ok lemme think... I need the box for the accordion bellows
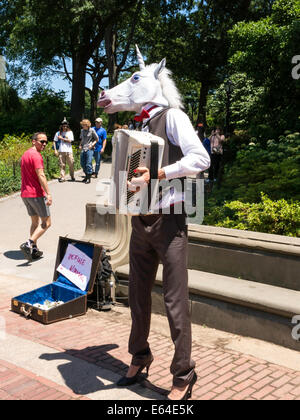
[109,129,165,215]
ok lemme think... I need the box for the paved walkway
[1,164,300,401]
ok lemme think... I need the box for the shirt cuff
[163,162,181,180]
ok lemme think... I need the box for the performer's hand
[127,167,150,193]
[135,167,150,183]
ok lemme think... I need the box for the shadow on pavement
[4,250,34,267]
[4,250,26,261]
[40,345,166,399]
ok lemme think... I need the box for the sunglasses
[38,140,48,145]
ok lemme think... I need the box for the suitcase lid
[53,236,103,295]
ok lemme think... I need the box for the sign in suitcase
[11,236,103,324]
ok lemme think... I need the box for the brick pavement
[0,359,90,400]
[2,291,300,400]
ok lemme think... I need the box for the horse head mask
[97,45,183,114]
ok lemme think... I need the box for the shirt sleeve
[54,132,59,142]
[163,108,210,180]
[103,129,107,139]
[91,129,98,142]
[67,131,74,142]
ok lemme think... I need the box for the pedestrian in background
[202,132,211,184]
[53,118,75,182]
[20,132,52,262]
[92,117,107,178]
[202,132,211,157]
[209,126,225,182]
[79,119,98,184]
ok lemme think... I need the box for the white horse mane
[146,63,184,110]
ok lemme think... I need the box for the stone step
[115,264,300,351]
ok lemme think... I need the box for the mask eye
[132,74,140,82]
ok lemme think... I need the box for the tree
[0,80,21,113]
[142,1,274,127]
[206,73,265,132]
[228,0,300,136]
[0,0,139,135]
[0,87,68,139]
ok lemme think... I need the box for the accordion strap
[150,139,159,181]
[148,139,159,209]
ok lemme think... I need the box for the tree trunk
[197,81,209,130]
[90,77,101,123]
[70,56,87,140]
[105,25,118,132]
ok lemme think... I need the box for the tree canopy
[228,0,300,136]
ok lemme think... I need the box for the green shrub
[204,193,300,237]
[213,132,300,203]
[204,131,300,237]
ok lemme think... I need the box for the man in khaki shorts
[20,132,52,262]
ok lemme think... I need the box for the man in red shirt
[20,132,52,262]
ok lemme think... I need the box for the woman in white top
[53,120,75,182]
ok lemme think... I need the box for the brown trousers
[58,152,74,179]
[128,213,195,387]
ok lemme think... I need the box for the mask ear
[154,58,166,79]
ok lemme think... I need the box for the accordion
[109,129,165,215]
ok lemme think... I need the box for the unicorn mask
[97,45,183,113]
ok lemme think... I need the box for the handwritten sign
[57,244,92,291]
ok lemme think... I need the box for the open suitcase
[11,236,103,324]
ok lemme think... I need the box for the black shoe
[20,243,33,262]
[117,357,154,387]
[85,175,91,184]
[58,178,66,183]
[166,372,197,401]
[70,177,76,182]
[32,248,43,260]
[82,176,87,183]
[94,173,98,178]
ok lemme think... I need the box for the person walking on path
[19,132,52,262]
[79,119,99,184]
[92,117,107,178]
[53,119,75,182]
[208,127,225,182]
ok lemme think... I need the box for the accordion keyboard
[127,149,142,204]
